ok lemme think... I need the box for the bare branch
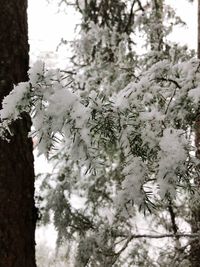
[124,0,136,32]
[110,232,198,266]
[168,197,178,234]
[165,88,176,115]
[129,233,199,239]
[156,77,181,89]
[136,0,145,12]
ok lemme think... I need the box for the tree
[0,0,199,266]
[0,1,36,266]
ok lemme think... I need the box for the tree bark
[0,1,36,267]
[150,0,164,52]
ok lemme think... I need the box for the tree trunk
[0,1,36,267]
[190,1,200,266]
[150,0,164,52]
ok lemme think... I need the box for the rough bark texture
[0,1,36,267]
[190,1,200,266]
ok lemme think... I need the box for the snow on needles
[0,58,200,208]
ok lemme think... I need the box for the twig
[128,233,199,239]
[168,197,178,234]
[165,88,176,115]
[136,0,145,12]
[124,0,136,32]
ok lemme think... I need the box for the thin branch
[168,197,178,234]
[124,0,136,32]
[136,0,145,12]
[110,232,198,265]
[156,77,181,89]
[153,76,181,114]
[128,233,199,239]
[114,232,199,256]
[165,88,176,115]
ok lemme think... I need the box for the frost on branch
[0,59,200,209]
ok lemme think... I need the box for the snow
[121,157,147,205]
[188,86,200,103]
[28,60,44,86]
[1,56,199,204]
[158,128,187,197]
[0,0,199,264]
[0,82,30,120]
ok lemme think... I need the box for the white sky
[28,0,79,67]
[28,0,197,68]
[167,0,197,49]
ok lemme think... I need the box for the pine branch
[110,232,198,265]
[114,232,199,256]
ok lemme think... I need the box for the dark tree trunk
[150,0,164,52]
[0,1,36,267]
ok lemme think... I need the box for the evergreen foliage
[0,0,199,266]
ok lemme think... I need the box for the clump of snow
[0,82,30,120]
[158,128,187,197]
[188,86,200,103]
[116,157,147,207]
[28,60,44,86]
